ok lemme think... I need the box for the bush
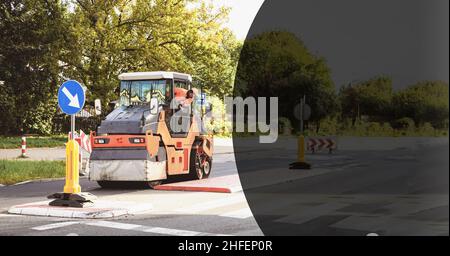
[393,117,415,130]
[318,116,338,135]
[417,122,435,136]
[279,117,293,135]
[22,99,58,135]
[366,122,381,133]
[381,122,394,135]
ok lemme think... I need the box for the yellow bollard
[290,135,311,169]
[63,139,81,194]
[48,138,96,207]
[297,135,305,162]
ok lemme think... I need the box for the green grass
[0,136,67,149]
[0,160,65,185]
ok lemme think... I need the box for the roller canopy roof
[118,71,192,82]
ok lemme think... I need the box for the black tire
[97,181,142,189]
[202,158,212,178]
[146,180,162,189]
[189,141,212,180]
[189,141,204,180]
[97,181,120,189]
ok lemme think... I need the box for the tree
[1,0,241,135]
[339,76,393,126]
[393,81,449,128]
[235,31,338,132]
[62,0,240,110]
[0,0,68,134]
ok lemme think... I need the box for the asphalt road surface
[239,137,449,235]
[0,145,262,236]
[0,137,448,236]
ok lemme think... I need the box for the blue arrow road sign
[58,80,85,115]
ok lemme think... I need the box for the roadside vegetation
[0,160,65,185]
[235,31,449,137]
[277,115,448,137]
[0,1,447,138]
[0,0,240,135]
[0,136,66,149]
[303,120,448,137]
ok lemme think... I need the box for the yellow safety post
[297,135,305,162]
[290,135,311,169]
[289,95,311,169]
[63,139,81,194]
[48,137,96,207]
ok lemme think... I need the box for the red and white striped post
[78,144,82,173]
[21,136,27,158]
[73,136,84,173]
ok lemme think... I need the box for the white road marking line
[84,220,231,236]
[0,214,24,218]
[219,207,253,219]
[84,221,141,230]
[177,195,245,213]
[66,233,79,236]
[12,180,32,186]
[143,227,201,236]
[142,226,231,236]
[31,221,80,231]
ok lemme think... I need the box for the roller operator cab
[87,71,214,188]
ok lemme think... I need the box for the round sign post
[48,80,96,208]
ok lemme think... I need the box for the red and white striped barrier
[21,136,27,157]
[79,130,92,153]
[69,130,92,154]
[307,137,337,153]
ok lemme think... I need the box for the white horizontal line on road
[85,220,141,230]
[85,220,231,236]
[219,208,253,219]
[0,214,24,218]
[143,227,201,236]
[12,180,32,186]
[32,221,79,231]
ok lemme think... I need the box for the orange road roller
[87,71,213,188]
